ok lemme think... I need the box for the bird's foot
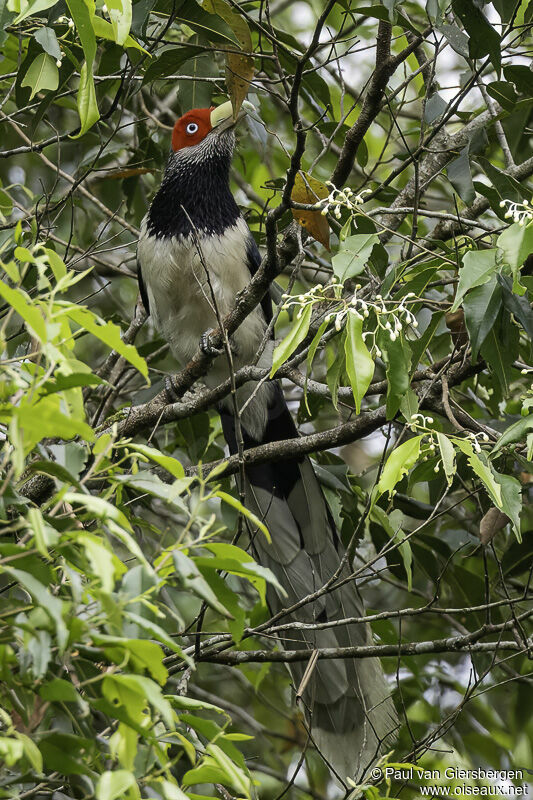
[164,375,180,402]
[200,329,224,356]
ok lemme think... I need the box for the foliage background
[0,0,532,798]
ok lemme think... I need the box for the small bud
[389,332,396,342]
[426,417,433,424]
[434,465,440,473]
[56,58,62,67]
[68,17,74,26]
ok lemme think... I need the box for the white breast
[137,216,268,390]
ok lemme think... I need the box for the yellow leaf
[291,172,330,249]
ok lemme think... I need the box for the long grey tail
[220,383,397,782]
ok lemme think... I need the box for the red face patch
[171,107,214,152]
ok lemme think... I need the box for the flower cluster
[499,198,533,226]
[319,184,372,218]
[281,284,418,357]
[408,414,490,474]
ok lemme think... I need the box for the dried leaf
[479,506,509,545]
[203,0,255,117]
[445,308,468,347]
[291,172,330,250]
[226,51,255,118]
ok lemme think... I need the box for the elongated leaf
[332,233,379,282]
[105,0,132,45]
[463,277,502,359]
[497,221,533,296]
[0,280,46,341]
[437,433,456,486]
[454,439,502,507]
[67,307,148,378]
[270,302,312,376]
[172,550,233,618]
[66,0,99,135]
[344,312,374,414]
[451,249,498,311]
[215,490,270,541]
[492,414,533,454]
[375,436,423,501]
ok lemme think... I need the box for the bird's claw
[165,375,179,402]
[200,329,224,356]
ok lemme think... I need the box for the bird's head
[170,100,250,157]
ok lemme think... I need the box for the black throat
[146,147,240,240]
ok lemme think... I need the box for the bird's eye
[186,122,199,135]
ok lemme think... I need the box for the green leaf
[344,312,374,414]
[452,0,501,73]
[79,533,124,593]
[380,331,411,419]
[492,414,533,454]
[497,222,533,296]
[172,550,233,618]
[1,567,68,651]
[215,490,270,542]
[454,439,502,508]
[103,674,174,727]
[13,396,95,463]
[105,0,132,45]
[447,146,475,205]
[16,733,43,774]
[451,248,498,311]
[142,45,198,84]
[26,507,59,558]
[480,324,514,394]
[96,636,168,683]
[66,307,148,378]
[374,436,423,501]
[436,433,456,486]
[463,277,502,360]
[96,769,137,800]
[76,61,99,136]
[331,233,379,281]
[34,26,61,59]
[39,678,81,704]
[486,80,518,112]
[270,302,312,377]
[493,471,521,540]
[91,13,146,49]
[66,0,99,135]
[437,22,469,57]
[0,280,46,341]
[12,0,56,24]
[127,443,185,479]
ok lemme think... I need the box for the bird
[137,99,397,782]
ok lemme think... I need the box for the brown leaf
[226,51,255,118]
[479,506,509,545]
[445,308,468,347]
[291,172,330,250]
[203,0,255,117]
